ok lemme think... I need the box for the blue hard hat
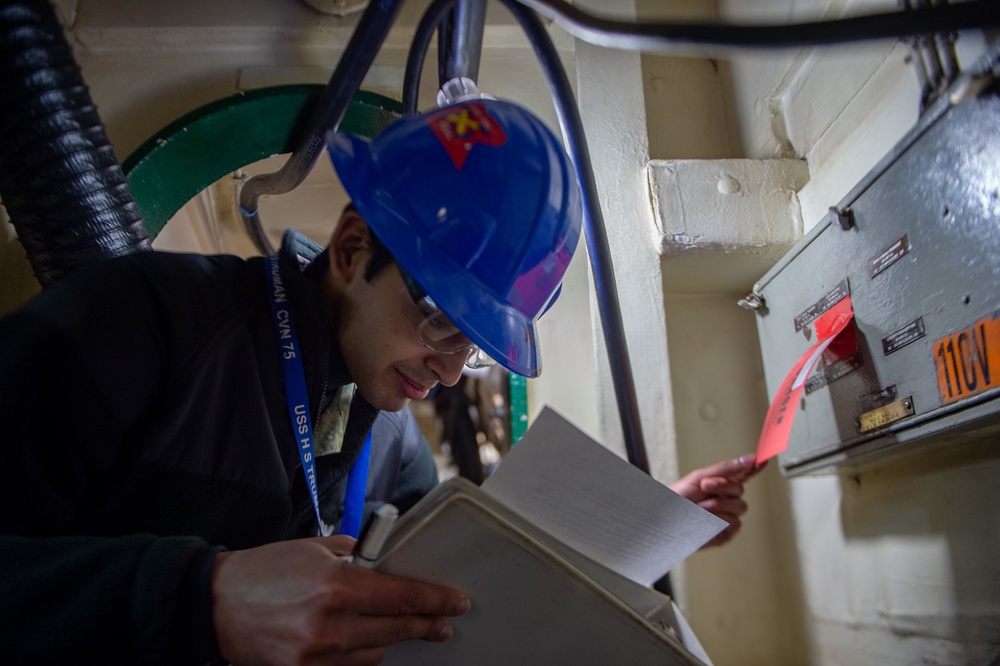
[326,98,582,378]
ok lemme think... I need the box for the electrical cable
[259,0,998,253]
[498,0,651,475]
[514,0,999,54]
[403,0,457,115]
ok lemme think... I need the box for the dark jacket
[0,231,436,664]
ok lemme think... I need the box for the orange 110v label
[933,312,1000,404]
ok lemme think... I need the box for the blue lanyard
[265,254,369,537]
[340,430,371,538]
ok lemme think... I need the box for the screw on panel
[830,206,855,230]
[738,293,765,311]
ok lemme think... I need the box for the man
[363,408,441,519]
[0,96,759,665]
[0,96,578,665]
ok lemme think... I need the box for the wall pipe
[0,0,149,288]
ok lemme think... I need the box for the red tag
[755,295,855,464]
[428,102,507,170]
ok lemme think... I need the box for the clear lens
[398,271,496,368]
[465,347,496,369]
[415,309,473,352]
[398,269,466,351]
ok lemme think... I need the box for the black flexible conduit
[403,0,457,115]
[0,0,149,288]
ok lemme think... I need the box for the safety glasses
[397,266,495,369]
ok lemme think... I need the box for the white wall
[569,0,1000,664]
[758,26,1000,666]
[790,439,1000,664]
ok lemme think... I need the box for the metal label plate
[804,352,863,395]
[859,385,899,413]
[856,396,915,433]
[883,317,926,355]
[794,279,851,332]
[870,234,911,278]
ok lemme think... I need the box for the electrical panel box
[750,57,1000,475]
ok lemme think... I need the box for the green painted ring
[122,85,402,239]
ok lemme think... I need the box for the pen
[349,503,399,568]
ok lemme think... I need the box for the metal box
[750,59,1000,475]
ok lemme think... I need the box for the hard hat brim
[326,130,543,378]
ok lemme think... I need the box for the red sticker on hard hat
[428,102,508,170]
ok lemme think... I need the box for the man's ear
[327,208,370,281]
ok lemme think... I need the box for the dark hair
[340,204,391,283]
[363,228,394,283]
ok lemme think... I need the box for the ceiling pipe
[438,0,487,88]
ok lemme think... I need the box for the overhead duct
[0,0,149,288]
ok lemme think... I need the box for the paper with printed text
[481,407,725,587]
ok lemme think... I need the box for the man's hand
[669,455,767,548]
[212,536,471,666]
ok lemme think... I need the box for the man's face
[327,213,468,411]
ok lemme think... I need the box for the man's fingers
[311,535,357,557]
[703,513,742,547]
[696,455,757,480]
[212,540,470,665]
[308,647,387,666]
[705,527,738,547]
[699,476,744,498]
[740,458,769,482]
[699,497,748,518]
[344,565,472,618]
[344,613,455,650]
[308,613,456,656]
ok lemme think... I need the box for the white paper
[481,406,725,586]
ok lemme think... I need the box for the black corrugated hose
[0,0,149,288]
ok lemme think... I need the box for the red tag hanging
[755,295,856,464]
